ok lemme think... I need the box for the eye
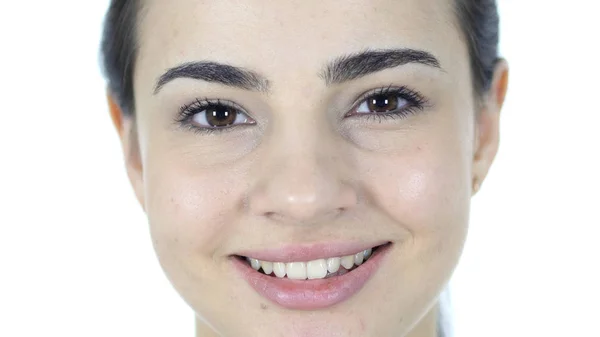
[346,86,428,121]
[355,93,408,114]
[177,99,256,133]
[192,104,251,128]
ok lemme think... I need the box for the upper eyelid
[350,86,427,108]
[178,85,427,120]
[182,98,248,113]
[177,98,253,125]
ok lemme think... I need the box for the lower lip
[231,243,391,310]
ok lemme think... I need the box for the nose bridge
[247,118,357,224]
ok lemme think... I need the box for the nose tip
[270,182,356,222]
[247,157,358,224]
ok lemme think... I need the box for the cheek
[352,108,474,240]
[144,157,243,267]
[356,141,471,317]
[359,141,471,239]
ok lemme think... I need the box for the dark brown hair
[100,0,499,117]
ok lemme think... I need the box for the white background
[0,1,598,336]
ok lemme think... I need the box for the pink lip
[231,243,392,310]
[235,240,389,262]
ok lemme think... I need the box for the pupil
[375,97,388,108]
[207,106,236,127]
[369,94,398,112]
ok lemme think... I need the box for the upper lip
[234,240,390,262]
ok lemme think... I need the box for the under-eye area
[237,243,390,280]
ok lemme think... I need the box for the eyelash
[349,85,429,123]
[176,98,247,135]
[175,85,429,135]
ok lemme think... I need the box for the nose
[246,123,358,225]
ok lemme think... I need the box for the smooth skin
[108,0,508,336]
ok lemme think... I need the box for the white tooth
[307,259,328,279]
[249,258,261,270]
[341,255,355,269]
[327,257,341,273]
[273,262,286,278]
[354,252,364,265]
[286,262,307,280]
[261,261,273,275]
[364,248,372,260]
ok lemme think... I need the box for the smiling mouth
[232,242,392,309]
[236,244,386,280]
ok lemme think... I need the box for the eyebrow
[154,61,270,94]
[154,48,441,94]
[320,48,441,85]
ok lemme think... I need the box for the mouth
[238,244,382,279]
[231,242,392,310]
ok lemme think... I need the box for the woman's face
[114,0,503,336]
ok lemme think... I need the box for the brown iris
[206,105,238,127]
[367,94,399,113]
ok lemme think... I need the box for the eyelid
[353,85,396,105]
[175,85,429,134]
[345,85,428,117]
[176,97,256,130]
[178,98,250,119]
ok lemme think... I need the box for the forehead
[136,0,465,90]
